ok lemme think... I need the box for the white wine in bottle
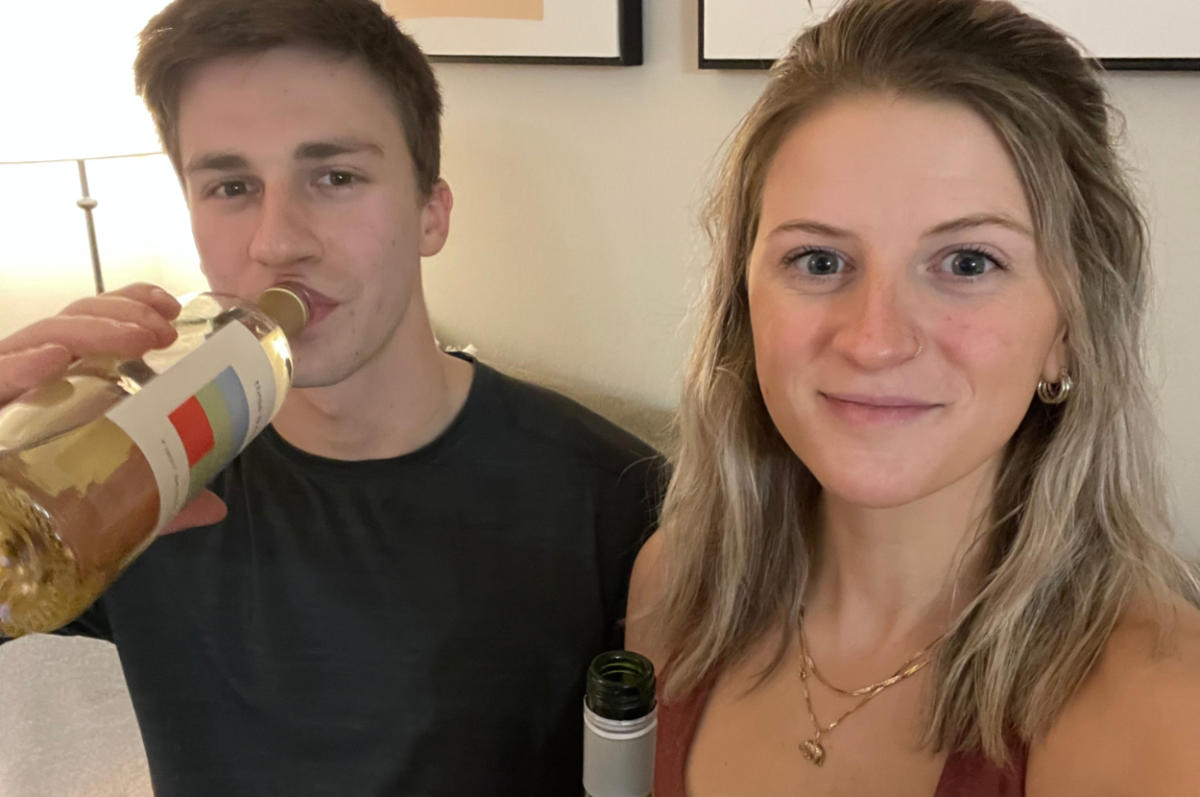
[0,286,309,637]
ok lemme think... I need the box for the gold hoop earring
[1037,373,1073,405]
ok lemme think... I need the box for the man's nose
[247,185,321,269]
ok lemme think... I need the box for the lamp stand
[75,159,105,295]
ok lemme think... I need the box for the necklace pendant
[799,738,826,766]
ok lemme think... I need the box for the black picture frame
[395,0,642,66]
[698,0,1200,71]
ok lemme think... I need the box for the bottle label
[582,703,656,797]
[106,321,277,533]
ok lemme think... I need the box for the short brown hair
[134,0,442,195]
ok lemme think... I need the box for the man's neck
[270,297,474,461]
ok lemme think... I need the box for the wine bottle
[583,650,657,797]
[0,286,309,637]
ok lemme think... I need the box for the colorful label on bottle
[106,322,276,533]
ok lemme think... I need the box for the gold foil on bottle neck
[257,285,310,339]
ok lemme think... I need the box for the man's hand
[0,283,180,403]
[163,490,228,534]
[0,282,228,533]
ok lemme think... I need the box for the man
[0,1,661,794]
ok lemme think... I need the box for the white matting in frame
[699,0,1200,69]
[384,0,642,65]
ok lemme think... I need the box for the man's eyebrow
[294,138,384,160]
[183,139,385,175]
[185,152,249,174]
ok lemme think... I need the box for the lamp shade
[0,1,204,328]
[0,1,171,163]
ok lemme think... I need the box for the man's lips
[275,283,338,326]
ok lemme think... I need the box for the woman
[626,0,1200,794]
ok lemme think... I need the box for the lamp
[0,153,162,296]
[0,1,191,300]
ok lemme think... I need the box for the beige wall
[425,1,1200,543]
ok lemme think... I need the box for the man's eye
[214,181,250,198]
[786,248,845,276]
[940,249,1001,277]
[319,171,356,187]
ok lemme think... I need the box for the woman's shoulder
[626,531,669,667]
[1028,594,1200,796]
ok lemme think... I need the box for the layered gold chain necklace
[796,613,944,766]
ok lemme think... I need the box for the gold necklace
[795,615,941,766]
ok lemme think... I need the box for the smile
[819,392,943,425]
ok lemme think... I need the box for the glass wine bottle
[583,649,657,797]
[0,285,309,637]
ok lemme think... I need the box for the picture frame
[384,0,642,66]
[699,0,1200,71]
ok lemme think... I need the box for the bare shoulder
[625,531,669,669]
[1029,596,1200,797]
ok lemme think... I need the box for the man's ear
[418,179,453,258]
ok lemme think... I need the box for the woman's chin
[810,467,937,510]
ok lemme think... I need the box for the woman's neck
[803,457,999,659]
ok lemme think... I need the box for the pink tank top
[654,679,1026,797]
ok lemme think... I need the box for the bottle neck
[586,650,656,722]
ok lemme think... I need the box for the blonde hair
[656,0,1200,763]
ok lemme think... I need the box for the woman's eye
[941,249,1000,277]
[787,249,845,276]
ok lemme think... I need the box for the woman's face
[746,93,1067,509]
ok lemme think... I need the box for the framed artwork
[699,0,1200,70]
[384,0,642,65]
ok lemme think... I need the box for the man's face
[177,46,449,388]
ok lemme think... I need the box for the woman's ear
[1041,325,1069,382]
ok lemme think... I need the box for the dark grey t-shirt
[51,359,662,796]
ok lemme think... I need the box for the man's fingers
[0,284,181,408]
[0,315,160,359]
[0,344,73,404]
[161,491,228,535]
[97,283,182,321]
[59,294,178,348]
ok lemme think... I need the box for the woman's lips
[819,392,943,425]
